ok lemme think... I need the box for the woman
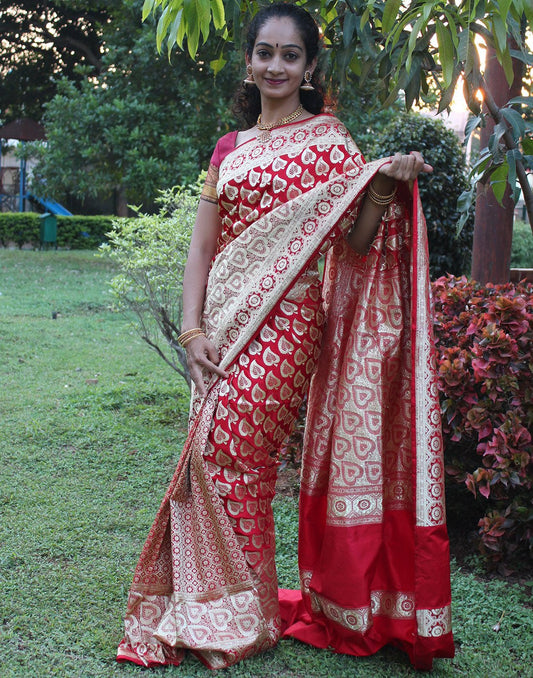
[117,2,454,671]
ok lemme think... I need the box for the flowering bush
[432,275,532,565]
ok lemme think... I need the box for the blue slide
[28,194,73,216]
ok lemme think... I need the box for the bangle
[367,182,397,206]
[178,327,206,347]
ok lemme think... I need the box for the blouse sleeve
[200,131,238,204]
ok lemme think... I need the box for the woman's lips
[265,78,286,85]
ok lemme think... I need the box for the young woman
[117,3,454,670]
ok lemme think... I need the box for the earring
[300,70,315,91]
[243,65,255,86]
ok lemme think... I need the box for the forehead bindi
[254,17,305,51]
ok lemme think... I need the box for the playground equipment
[0,118,72,216]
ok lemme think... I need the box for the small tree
[371,112,474,278]
[99,180,201,386]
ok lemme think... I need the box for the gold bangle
[180,332,206,348]
[367,182,397,206]
[177,327,205,347]
[178,327,202,342]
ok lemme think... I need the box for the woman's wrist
[372,173,396,194]
[366,175,397,208]
[181,317,202,333]
[178,327,206,348]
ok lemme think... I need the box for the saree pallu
[280,179,454,669]
[116,115,454,670]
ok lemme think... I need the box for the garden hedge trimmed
[0,212,115,249]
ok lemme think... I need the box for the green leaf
[349,51,362,77]
[186,19,200,58]
[506,149,521,203]
[442,9,459,48]
[489,121,508,156]
[211,0,225,30]
[501,107,526,142]
[490,163,509,205]
[508,96,533,107]
[167,11,183,57]
[406,14,427,72]
[156,6,177,53]
[197,0,212,43]
[176,11,187,48]
[142,0,156,22]
[457,27,470,63]
[404,55,422,109]
[456,187,474,234]
[382,0,402,33]
[491,14,508,57]
[497,44,515,85]
[343,11,358,48]
[498,0,513,18]
[436,20,455,89]
[464,115,483,144]
[210,55,226,75]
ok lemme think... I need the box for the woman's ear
[307,56,318,74]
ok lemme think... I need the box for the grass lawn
[0,249,531,678]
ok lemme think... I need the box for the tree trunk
[471,46,524,284]
[115,185,129,217]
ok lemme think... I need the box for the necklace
[256,104,303,142]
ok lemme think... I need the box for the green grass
[1,250,532,678]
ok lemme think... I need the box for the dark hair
[233,2,325,128]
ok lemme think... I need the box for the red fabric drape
[280,182,454,669]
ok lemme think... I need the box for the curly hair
[233,2,325,128]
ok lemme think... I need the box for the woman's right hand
[185,335,228,397]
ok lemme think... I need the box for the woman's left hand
[379,151,433,182]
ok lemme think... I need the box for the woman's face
[247,17,314,104]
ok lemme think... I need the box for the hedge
[0,212,116,249]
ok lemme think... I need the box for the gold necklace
[256,104,303,142]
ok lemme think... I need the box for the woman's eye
[285,52,298,60]
[257,50,270,58]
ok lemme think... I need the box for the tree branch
[479,78,533,234]
[141,334,191,388]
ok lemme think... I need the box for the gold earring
[300,70,314,91]
[243,65,255,86]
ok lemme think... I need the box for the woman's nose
[267,55,283,73]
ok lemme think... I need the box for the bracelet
[181,332,206,348]
[177,327,206,347]
[367,182,397,206]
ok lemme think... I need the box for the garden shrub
[99,180,200,386]
[57,215,115,248]
[370,112,474,279]
[0,212,115,248]
[511,219,533,269]
[433,275,532,566]
[0,212,39,247]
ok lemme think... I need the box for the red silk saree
[116,114,454,670]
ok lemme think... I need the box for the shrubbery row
[0,212,115,249]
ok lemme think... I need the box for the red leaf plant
[432,275,533,565]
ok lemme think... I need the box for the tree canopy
[0,0,121,122]
[29,0,240,213]
[28,0,398,213]
[144,0,532,230]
